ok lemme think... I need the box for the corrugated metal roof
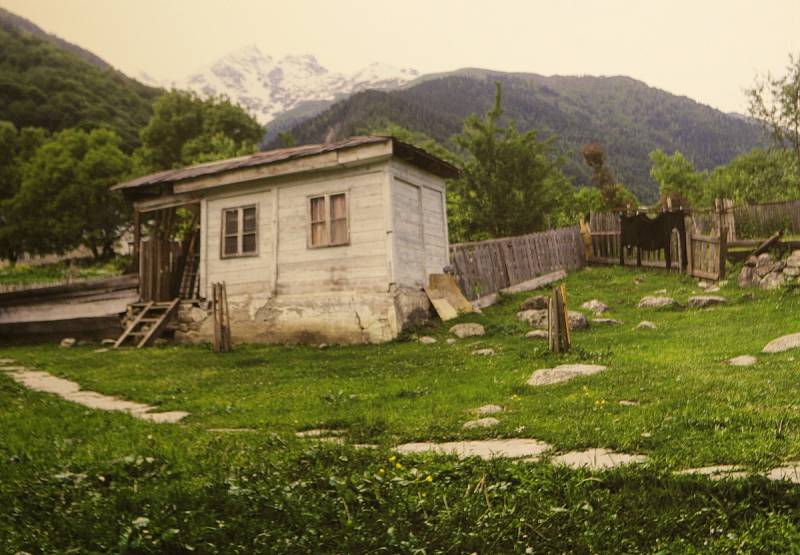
[112,136,457,192]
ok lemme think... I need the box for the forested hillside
[275,70,766,201]
[0,13,161,151]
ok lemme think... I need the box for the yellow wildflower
[395,462,404,470]
[426,475,433,483]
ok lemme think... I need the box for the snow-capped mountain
[161,45,419,125]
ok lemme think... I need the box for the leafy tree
[10,128,131,259]
[747,53,800,172]
[450,83,571,240]
[703,148,800,205]
[580,142,638,210]
[136,90,263,171]
[649,149,704,208]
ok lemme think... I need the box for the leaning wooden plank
[500,270,567,295]
[749,230,783,257]
[425,273,474,320]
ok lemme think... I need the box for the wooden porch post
[132,208,141,274]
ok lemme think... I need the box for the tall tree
[449,83,571,240]
[747,53,800,174]
[11,128,131,259]
[649,149,704,208]
[580,142,637,210]
[136,90,263,171]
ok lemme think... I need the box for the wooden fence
[449,226,585,300]
[588,211,682,270]
[686,226,727,280]
[733,199,800,238]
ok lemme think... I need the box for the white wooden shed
[112,136,458,344]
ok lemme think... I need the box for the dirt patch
[1,365,188,423]
[395,439,552,460]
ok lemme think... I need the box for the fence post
[718,227,727,280]
[685,216,694,277]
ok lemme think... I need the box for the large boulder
[763,332,800,354]
[635,320,657,330]
[638,296,677,309]
[786,250,800,268]
[527,364,607,386]
[520,295,548,311]
[449,323,485,338]
[756,253,774,278]
[581,299,609,314]
[762,272,785,290]
[687,295,726,308]
[739,266,757,288]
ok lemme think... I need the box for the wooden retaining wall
[0,274,138,343]
[449,227,585,300]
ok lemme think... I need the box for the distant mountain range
[0,7,767,200]
[141,45,419,125]
[268,70,766,201]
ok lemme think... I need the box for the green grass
[5,266,800,552]
[0,257,127,286]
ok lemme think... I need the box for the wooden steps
[113,298,180,349]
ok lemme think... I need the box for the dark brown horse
[619,211,687,271]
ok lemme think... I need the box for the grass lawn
[0,258,127,286]
[5,266,800,552]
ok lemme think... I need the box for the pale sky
[2,0,799,113]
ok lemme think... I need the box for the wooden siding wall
[390,160,449,288]
[204,188,273,297]
[450,226,585,300]
[276,167,389,296]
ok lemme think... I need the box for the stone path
[395,439,552,460]
[728,355,757,367]
[763,333,800,353]
[0,359,188,423]
[551,448,648,470]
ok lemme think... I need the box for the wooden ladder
[114,298,181,349]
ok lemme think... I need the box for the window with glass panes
[308,192,349,247]
[221,205,258,258]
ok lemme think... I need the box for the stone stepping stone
[207,428,258,433]
[581,299,609,314]
[449,323,485,338]
[418,336,437,344]
[463,417,499,429]
[395,438,552,460]
[763,333,800,353]
[728,355,757,366]
[551,448,647,470]
[638,296,676,309]
[635,321,657,330]
[472,404,503,415]
[526,330,548,339]
[295,428,346,438]
[472,348,495,356]
[676,465,748,480]
[1,365,188,423]
[527,364,607,386]
[766,463,800,483]
[687,295,726,308]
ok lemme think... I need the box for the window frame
[220,204,259,259]
[307,191,350,249]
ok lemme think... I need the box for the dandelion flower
[426,475,433,483]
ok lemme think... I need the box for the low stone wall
[739,251,800,289]
[173,287,432,346]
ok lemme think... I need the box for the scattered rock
[207,428,258,433]
[635,321,657,330]
[472,348,495,356]
[592,318,622,325]
[100,338,116,346]
[762,271,786,290]
[93,348,109,354]
[517,309,549,327]
[318,343,329,349]
[472,404,503,415]
[728,355,757,366]
[395,439,552,460]
[763,333,800,354]
[295,429,346,438]
[756,253,774,277]
[525,330,549,339]
[419,336,437,344]
[568,311,589,330]
[677,465,749,480]
[450,323,485,338]
[59,337,76,348]
[654,289,668,295]
[687,295,726,308]
[581,299,609,314]
[697,280,711,289]
[619,400,639,406]
[0,358,17,365]
[551,448,648,470]
[739,265,757,288]
[446,338,457,345]
[766,463,800,483]
[705,285,720,293]
[784,266,800,277]
[527,364,607,386]
[520,295,548,311]
[463,417,500,429]
[638,296,676,309]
